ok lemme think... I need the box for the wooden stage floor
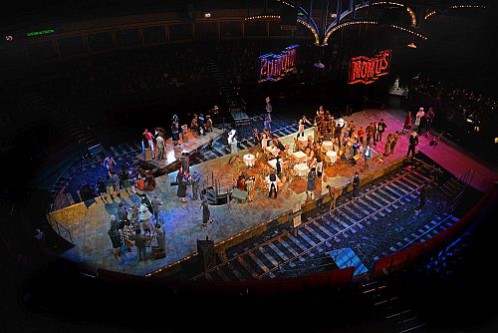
[48,109,498,277]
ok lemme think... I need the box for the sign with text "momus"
[348,50,392,85]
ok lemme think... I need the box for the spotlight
[314,62,325,69]
[4,35,13,41]
[407,42,417,48]
[204,12,211,18]
[329,13,337,18]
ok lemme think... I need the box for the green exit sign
[26,29,55,37]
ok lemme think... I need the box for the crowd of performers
[142,113,214,161]
[233,102,431,202]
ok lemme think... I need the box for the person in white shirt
[297,115,312,138]
[228,129,238,154]
[414,107,425,133]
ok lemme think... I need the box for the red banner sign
[348,50,392,85]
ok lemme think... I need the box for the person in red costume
[143,128,155,159]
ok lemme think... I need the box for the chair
[231,188,248,203]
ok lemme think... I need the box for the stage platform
[48,108,498,277]
[137,127,223,173]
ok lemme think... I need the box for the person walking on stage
[407,131,419,158]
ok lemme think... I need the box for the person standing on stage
[326,185,337,210]
[155,223,166,254]
[143,128,155,159]
[171,115,180,146]
[245,176,256,202]
[177,172,190,203]
[352,172,360,198]
[102,156,116,175]
[266,172,279,199]
[263,114,272,132]
[179,151,190,174]
[407,131,419,158]
[133,229,146,261]
[151,195,162,223]
[111,171,121,198]
[366,123,375,146]
[377,119,387,142]
[275,155,282,178]
[200,113,207,135]
[414,107,425,134]
[306,167,317,199]
[191,170,202,200]
[357,126,365,145]
[190,113,199,132]
[403,111,412,134]
[362,144,379,169]
[265,96,272,115]
[201,198,212,224]
[297,115,312,138]
[228,129,238,154]
[384,133,393,156]
[108,220,123,260]
[156,134,165,161]
[424,107,435,137]
[205,115,213,133]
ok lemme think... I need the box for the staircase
[207,59,250,126]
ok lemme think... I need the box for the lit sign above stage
[259,44,298,83]
[348,50,392,85]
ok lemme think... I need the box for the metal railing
[46,212,73,244]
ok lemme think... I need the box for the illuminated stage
[47,109,498,278]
